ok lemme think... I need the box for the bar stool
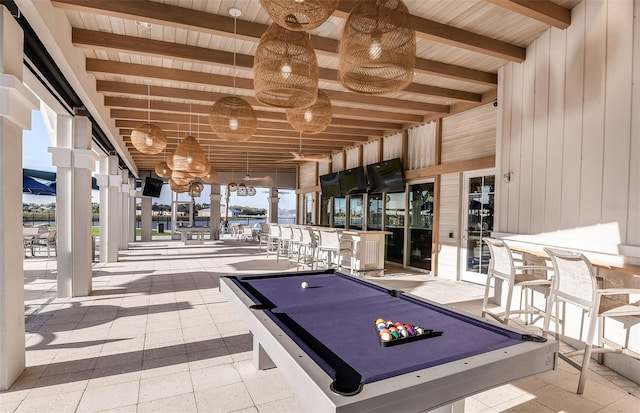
[297,227,317,270]
[542,247,640,394]
[482,238,552,325]
[316,229,351,270]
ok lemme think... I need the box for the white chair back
[543,248,597,311]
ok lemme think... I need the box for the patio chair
[316,229,352,270]
[297,227,317,270]
[482,238,552,325]
[33,229,57,257]
[258,222,270,254]
[542,247,640,394]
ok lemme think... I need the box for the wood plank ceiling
[49,0,578,175]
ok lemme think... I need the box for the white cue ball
[301,282,309,289]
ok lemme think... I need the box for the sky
[22,110,296,210]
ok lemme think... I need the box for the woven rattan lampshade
[339,0,415,94]
[171,170,192,186]
[169,179,189,193]
[154,161,172,179]
[131,123,167,154]
[254,23,319,108]
[286,90,332,133]
[188,181,204,197]
[171,135,209,176]
[209,97,257,142]
[200,168,217,184]
[259,0,338,31]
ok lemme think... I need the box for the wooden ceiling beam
[97,80,425,123]
[87,59,447,114]
[103,96,402,131]
[73,28,481,103]
[52,0,498,85]
[485,0,571,29]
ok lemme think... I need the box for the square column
[210,184,221,240]
[269,187,279,223]
[140,195,152,241]
[0,5,39,391]
[96,155,121,262]
[120,170,130,249]
[49,116,97,298]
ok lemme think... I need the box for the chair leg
[503,285,514,325]
[577,344,593,394]
[481,275,492,319]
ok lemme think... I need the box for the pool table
[221,269,558,413]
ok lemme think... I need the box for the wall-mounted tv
[319,172,341,197]
[338,166,367,195]
[366,158,404,194]
[142,177,163,197]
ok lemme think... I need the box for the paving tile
[76,380,140,413]
[190,363,243,390]
[136,393,197,413]
[194,382,255,413]
[138,371,193,403]
[14,389,84,413]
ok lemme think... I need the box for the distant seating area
[23,225,56,258]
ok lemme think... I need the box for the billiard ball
[406,327,415,336]
[380,332,392,342]
[377,323,386,330]
[375,318,385,325]
[301,282,309,289]
[415,326,424,335]
[400,329,409,338]
[391,331,400,339]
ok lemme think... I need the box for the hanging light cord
[147,83,151,124]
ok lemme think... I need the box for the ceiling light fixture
[253,24,318,108]
[209,7,257,142]
[286,89,332,133]
[339,0,415,95]
[259,0,339,31]
[131,83,167,154]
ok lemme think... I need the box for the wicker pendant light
[155,161,172,179]
[200,168,217,184]
[254,23,319,108]
[286,89,332,133]
[188,181,204,197]
[339,0,415,94]
[210,96,257,142]
[171,135,209,176]
[200,146,217,184]
[171,170,192,186]
[236,183,247,197]
[169,178,189,193]
[209,7,257,142]
[131,84,167,154]
[259,0,338,31]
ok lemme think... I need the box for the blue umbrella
[23,175,56,195]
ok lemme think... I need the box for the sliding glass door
[408,182,434,271]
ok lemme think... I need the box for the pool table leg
[253,336,276,370]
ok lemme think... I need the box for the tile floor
[3,236,639,413]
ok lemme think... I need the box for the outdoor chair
[258,222,270,254]
[297,227,317,270]
[482,238,552,325]
[316,229,352,270]
[287,226,303,265]
[266,223,282,258]
[33,229,57,257]
[542,247,640,394]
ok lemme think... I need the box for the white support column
[269,187,280,223]
[210,184,221,240]
[96,155,121,262]
[49,116,96,298]
[141,195,152,241]
[120,170,130,249]
[129,182,136,242]
[0,5,39,391]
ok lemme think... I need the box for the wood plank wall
[497,0,640,252]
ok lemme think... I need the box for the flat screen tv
[142,177,163,197]
[338,166,367,195]
[366,158,404,193]
[319,172,341,197]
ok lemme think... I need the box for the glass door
[408,182,434,271]
[333,197,346,228]
[384,191,406,265]
[367,193,383,230]
[461,173,495,283]
[348,195,363,230]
